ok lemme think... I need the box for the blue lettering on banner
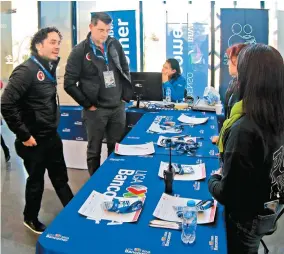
[92,10,138,72]
[166,21,209,99]
[219,9,268,102]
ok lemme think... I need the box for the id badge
[103,70,116,88]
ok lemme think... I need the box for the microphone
[164,138,175,194]
[134,83,143,109]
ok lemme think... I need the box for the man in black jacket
[1,27,74,234]
[64,12,133,176]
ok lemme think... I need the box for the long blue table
[37,109,227,254]
[123,111,219,158]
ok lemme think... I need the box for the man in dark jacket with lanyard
[64,12,133,176]
[1,27,74,234]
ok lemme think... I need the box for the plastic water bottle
[165,87,171,102]
[181,200,197,244]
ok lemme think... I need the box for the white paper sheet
[153,193,217,224]
[147,123,182,134]
[78,190,145,223]
[157,135,197,147]
[158,161,206,181]
[114,142,155,156]
[178,114,208,125]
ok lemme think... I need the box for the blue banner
[166,22,209,99]
[219,9,269,102]
[92,10,138,72]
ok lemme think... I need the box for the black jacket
[64,33,133,109]
[1,54,60,142]
[209,116,284,219]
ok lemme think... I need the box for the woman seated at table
[162,58,186,102]
[209,44,284,254]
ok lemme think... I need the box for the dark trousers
[15,133,74,220]
[82,103,126,176]
[225,205,284,254]
[1,134,10,160]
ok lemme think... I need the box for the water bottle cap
[187,200,196,207]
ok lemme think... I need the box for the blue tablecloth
[37,155,226,254]
[37,109,227,254]
[123,111,219,158]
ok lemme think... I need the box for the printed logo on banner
[61,113,69,117]
[46,233,69,242]
[219,9,268,101]
[224,23,257,65]
[75,137,84,141]
[62,128,71,133]
[166,21,209,99]
[92,10,137,72]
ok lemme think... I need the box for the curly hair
[30,27,62,53]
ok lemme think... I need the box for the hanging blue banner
[219,8,269,102]
[166,22,209,99]
[92,10,138,72]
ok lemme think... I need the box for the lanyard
[89,38,109,66]
[30,56,56,83]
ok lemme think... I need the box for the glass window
[40,1,73,104]
[1,2,13,83]
[40,1,72,78]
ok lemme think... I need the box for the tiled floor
[1,122,284,254]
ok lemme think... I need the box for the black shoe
[23,219,46,234]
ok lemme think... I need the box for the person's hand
[23,136,37,147]
[211,136,219,144]
[162,73,169,83]
[211,168,222,176]
[88,106,97,111]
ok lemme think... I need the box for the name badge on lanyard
[90,38,116,89]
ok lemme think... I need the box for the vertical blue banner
[92,10,138,72]
[166,22,209,99]
[219,9,268,102]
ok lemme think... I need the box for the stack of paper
[153,193,217,224]
[115,142,155,156]
[147,123,182,134]
[78,190,145,223]
[178,114,208,125]
[158,161,206,181]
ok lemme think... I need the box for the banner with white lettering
[219,9,268,102]
[166,22,209,99]
[91,10,138,72]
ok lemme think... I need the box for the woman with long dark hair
[209,44,284,254]
[162,58,186,102]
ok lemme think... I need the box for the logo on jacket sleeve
[86,52,91,61]
[37,71,45,81]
